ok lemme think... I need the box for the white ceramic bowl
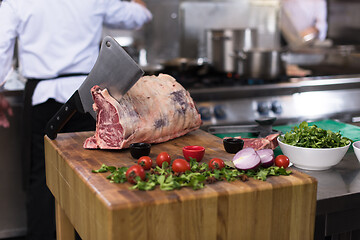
[277,137,351,171]
[353,141,360,163]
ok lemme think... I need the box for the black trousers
[26,98,95,240]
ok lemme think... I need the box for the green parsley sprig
[92,158,292,191]
[279,121,352,148]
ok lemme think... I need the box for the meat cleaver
[45,36,144,140]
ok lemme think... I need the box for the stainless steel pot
[206,28,258,73]
[161,57,208,73]
[141,64,164,75]
[234,49,286,79]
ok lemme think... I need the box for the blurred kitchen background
[2,0,360,239]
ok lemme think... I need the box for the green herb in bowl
[279,121,352,148]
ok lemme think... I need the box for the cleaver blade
[45,36,144,140]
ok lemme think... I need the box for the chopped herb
[91,164,116,173]
[92,158,292,191]
[246,166,292,181]
[279,121,352,148]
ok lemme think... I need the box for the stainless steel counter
[306,151,360,208]
[298,149,360,239]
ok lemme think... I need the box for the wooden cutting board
[45,129,317,240]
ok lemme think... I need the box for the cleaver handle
[45,90,83,140]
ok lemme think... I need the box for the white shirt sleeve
[0,1,18,85]
[314,0,328,41]
[103,0,152,30]
[281,0,328,41]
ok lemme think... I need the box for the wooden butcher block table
[44,129,317,240]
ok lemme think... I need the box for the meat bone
[207,117,280,138]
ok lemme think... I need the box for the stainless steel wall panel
[179,1,280,58]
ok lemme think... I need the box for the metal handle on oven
[207,117,278,137]
[207,125,259,134]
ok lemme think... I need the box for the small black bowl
[223,138,244,154]
[129,143,151,159]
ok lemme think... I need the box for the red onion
[256,149,274,168]
[232,148,261,170]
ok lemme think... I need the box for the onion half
[256,149,274,168]
[232,148,261,170]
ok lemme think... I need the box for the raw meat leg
[83,74,202,149]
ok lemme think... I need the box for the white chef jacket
[0,0,152,105]
[281,0,328,41]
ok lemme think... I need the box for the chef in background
[0,1,152,239]
[280,0,328,46]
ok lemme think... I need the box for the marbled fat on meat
[265,133,280,149]
[242,138,270,150]
[83,74,202,149]
[233,133,280,151]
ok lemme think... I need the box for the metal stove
[184,74,360,129]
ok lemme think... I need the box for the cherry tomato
[156,152,171,167]
[137,156,153,170]
[172,159,191,173]
[209,158,225,170]
[275,155,290,168]
[126,165,146,184]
